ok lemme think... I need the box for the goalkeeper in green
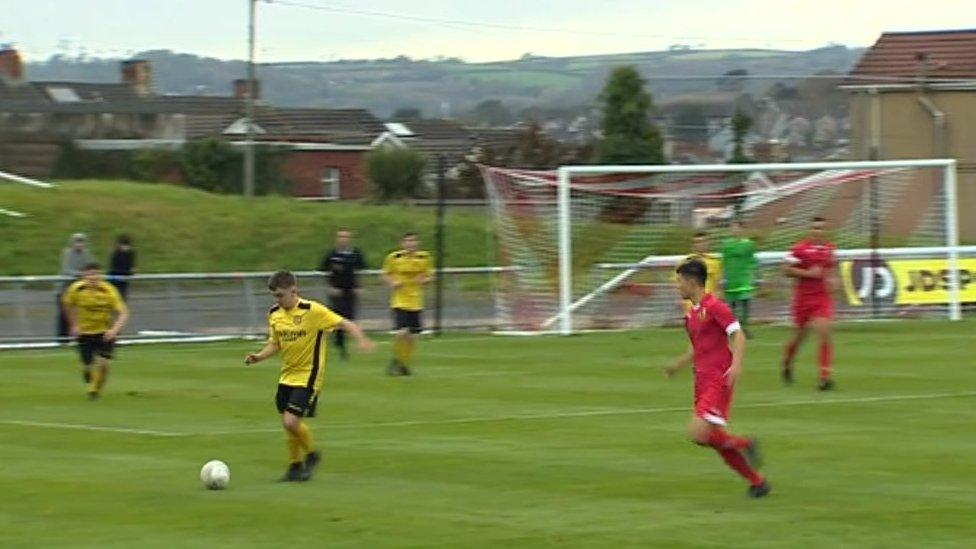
[721,219,757,337]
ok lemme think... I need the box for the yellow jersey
[61,280,126,335]
[684,253,722,295]
[681,253,723,312]
[268,299,344,390]
[382,250,433,312]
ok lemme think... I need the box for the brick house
[0,48,386,199]
[842,29,976,239]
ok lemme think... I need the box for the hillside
[0,181,492,276]
[24,46,864,118]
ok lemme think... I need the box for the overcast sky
[2,0,972,62]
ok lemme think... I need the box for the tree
[365,147,428,202]
[392,107,423,120]
[594,66,664,165]
[470,99,514,127]
[178,139,287,195]
[729,108,753,164]
[452,123,593,199]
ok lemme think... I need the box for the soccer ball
[200,460,230,490]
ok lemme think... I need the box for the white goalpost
[482,159,965,335]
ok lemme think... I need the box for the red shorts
[694,378,733,427]
[793,297,833,327]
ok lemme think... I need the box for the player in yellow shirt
[61,262,129,399]
[244,271,375,482]
[382,232,433,376]
[681,232,723,312]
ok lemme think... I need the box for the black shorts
[77,334,115,365]
[392,308,423,334]
[329,289,357,319]
[275,384,319,418]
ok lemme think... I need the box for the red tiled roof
[845,29,976,85]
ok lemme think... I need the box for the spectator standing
[108,234,137,300]
[58,233,92,342]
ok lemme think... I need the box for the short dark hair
[403,231,417,238]
[676,259,708,286]
[117,234,131,245]
[812,216,826,223]
[267,270,297,290]
[83,262,101,271]
[694,231,707,238]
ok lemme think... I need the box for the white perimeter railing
[0,267,513,349]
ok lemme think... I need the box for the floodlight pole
[243,0,257,197]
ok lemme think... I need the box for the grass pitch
[1,321,975,548]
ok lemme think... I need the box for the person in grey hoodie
[58,233,92,342]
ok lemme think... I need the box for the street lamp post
[243,0,256,197]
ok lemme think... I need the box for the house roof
[255,108,386,140]
[845,29,976,86]
[1,75,386,145]
[657,93,756,118]
[399,118,472,141]
[199,108,386,145]
[33,81,141,103]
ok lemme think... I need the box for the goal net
[481,160,964,334]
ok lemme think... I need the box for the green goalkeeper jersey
[721,237,757,295]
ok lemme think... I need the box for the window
[321,168,341,199]
[46,86,81,103]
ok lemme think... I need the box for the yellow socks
[296,422,315,455]
[286,433,303,464]
[88,368,103,395]
[393,335,415,366]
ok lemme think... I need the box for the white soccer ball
[200,460,230,490]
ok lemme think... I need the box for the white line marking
[4,391,974,438]
[0,420,186,437]
[208,390,976,434]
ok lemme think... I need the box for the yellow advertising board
[840,258,976,305]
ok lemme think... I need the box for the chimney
[121,59,153,96]
[233,78,260,100]
[915,52,930,86]
[0,47,25,81]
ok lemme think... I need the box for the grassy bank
[0,180,493,275]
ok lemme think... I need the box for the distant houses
[842,28,976,239]
[0,47,523,199]
[4,30,973,205]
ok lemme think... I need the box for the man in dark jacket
[108,234,137,300]
[318,228,366,359]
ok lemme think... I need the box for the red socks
[706,428,750,451]
[706,429,763,486]
[717,448,764,486]
[785,339,833,380]
[819,341,833,380]
[783,340,799,365]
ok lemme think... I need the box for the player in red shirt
[781,216,837,391]
[665,259,770,498]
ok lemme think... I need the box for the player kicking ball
[245,271,375,482]
[665,259,770,498]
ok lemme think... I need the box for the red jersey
[685,293,741,381]
[786,239,836,301]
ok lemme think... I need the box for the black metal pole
[434,154,446,336]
